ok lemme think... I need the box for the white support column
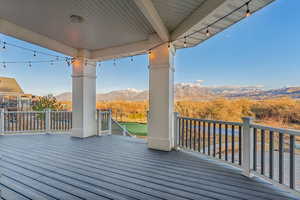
[148,43,175,151]
[71,50,97,138]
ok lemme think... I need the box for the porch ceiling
[0,0,274,59]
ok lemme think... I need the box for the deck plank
[0,134,298,200]
[1,147,286,200]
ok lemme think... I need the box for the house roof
[0,77,24,95]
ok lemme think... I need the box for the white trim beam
[171,0,225,40]
[0,18,77,57]
[134,0,169,42]
[91,34,161,61]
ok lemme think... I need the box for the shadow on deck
[0,134,298,200]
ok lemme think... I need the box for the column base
[148,137,172,151]
[71,128,97,138]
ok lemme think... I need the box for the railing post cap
[242,116,253,123]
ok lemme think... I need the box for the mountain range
[55,82,300,102]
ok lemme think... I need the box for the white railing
[49,109,72,132]
[111,118,132,137]
[249,123,300,192]
[174,114,300,196]
[97,109,112,135]
[0,109,112,135]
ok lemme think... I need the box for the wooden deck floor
[0,134,298,200]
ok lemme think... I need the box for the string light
[139,0,253,56]
[173,0,252,49]
[0,59,66,65]
[0,40,69,60]
[0,0,253,67]
[0,39,73,68]
[98,62,101,67]
[245,2,251,17]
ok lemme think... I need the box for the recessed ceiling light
[70,15,84,23]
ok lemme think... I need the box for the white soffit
[171,0,275,49]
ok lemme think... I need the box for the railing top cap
[242,117,253,123]
[242,116,253,120]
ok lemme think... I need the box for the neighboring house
[0,77,33,111]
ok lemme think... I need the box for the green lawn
[120,122,147,136]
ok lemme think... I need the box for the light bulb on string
[113,59,116,66]
[71,57,77,65]
[206,28,211,37]
[3,62,6,68]
[130,56,133,62]
[168,42,170,49]
[2,42,6,49]
[245,2,251,17]
[28,61,32,68]
[98,61,101,67]
[65,57,71,66]
[184,36,187,48]
[33,51,37,57]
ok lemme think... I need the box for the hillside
[55,83,300,102]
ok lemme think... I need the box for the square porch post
[148,43,175,151]
[71,50,97,138]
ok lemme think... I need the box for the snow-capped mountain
[56,81,281,101]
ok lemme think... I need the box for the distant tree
[32,95,65,111]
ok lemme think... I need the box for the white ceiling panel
[0,0,155,50]
[152,0,207,31]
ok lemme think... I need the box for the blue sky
[0,0,299,95]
